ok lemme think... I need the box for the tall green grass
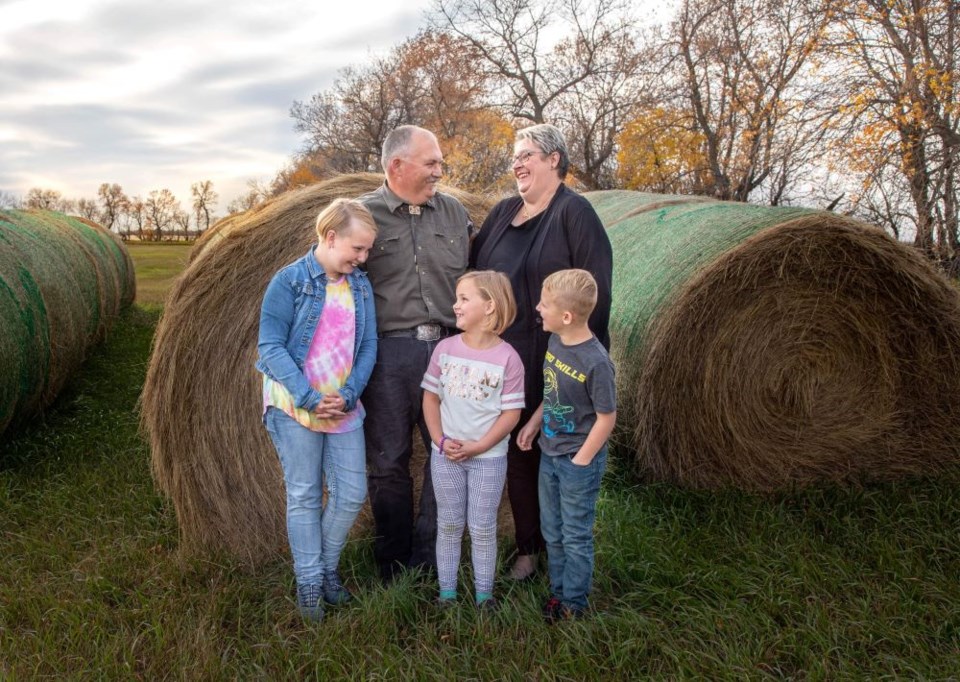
[1,247,958,677]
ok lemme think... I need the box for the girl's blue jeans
[265,407,367,584]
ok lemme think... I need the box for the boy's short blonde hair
[542,269,598,320]
[315,198,378,241]
[457,270,517,336]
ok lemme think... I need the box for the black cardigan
[470,183,613,403]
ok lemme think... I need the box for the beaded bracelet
[439,435,448,455]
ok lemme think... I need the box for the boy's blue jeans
[265,407,367,585]
[538,447,607,611]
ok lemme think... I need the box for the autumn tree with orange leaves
[289,31,514,194]
[616,107,709,194]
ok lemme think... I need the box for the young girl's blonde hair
[315,198,378,241]
[457,270,517,335]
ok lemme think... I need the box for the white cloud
[0,0,432,210]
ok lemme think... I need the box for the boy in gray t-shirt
[517,269,616,622]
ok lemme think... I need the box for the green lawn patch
[127,242,192,305]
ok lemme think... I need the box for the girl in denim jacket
[256,198,377,622]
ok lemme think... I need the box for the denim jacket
[255,248,377,413]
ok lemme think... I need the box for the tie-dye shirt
[262,276,364,433]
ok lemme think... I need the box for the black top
[470,184,613,405]
[481,213,543,334]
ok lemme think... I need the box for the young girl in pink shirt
[421,271,525,609]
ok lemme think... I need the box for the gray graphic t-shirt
[540,334,616,457]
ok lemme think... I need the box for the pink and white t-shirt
[263,276,364,433]
[421,334,525,459]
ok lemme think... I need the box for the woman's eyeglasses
[512,150,543,165]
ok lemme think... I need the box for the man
[359,125,474,583]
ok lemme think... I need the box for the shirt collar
[306,246,326,280]
[381,181,436,214]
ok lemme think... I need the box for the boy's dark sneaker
[541,596,563,623]
[558,604,586,621]
[322,571,352,606]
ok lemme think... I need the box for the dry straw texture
[142,174,494,563]
[587,190,960,491]
[0,209,135,435]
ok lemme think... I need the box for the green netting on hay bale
[585,191,960,491]
[586,189,713,228]
[0,210,136,435]
[143,174,496,563]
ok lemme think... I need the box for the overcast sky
[0,0,432,209]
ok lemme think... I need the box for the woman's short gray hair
[516,123,570,179]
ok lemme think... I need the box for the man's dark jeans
[361,336,439,580]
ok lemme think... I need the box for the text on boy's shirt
[544,350,587,383]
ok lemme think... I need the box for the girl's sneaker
[297,583,324,622]
[435,596,457,610]
[323,571,353,606]
[476,596,499,612]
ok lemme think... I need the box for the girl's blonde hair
[315,198,378,241]
[457,270,517,335]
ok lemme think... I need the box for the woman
[470,124,613,580]
[256,198,378,622]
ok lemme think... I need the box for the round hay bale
[0,209,136,435]
[586,191,960,491]
[143,174,495,563]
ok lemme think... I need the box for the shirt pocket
[431,228,467,271]
[290,280,317,327]
[370,235,402,264]
[291,280,315,307]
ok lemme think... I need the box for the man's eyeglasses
[512,150,543,165]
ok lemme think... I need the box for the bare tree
[146,189,178,241]
[173,209,191,240]
[826,0,959,258]
[226,179,271,214]
[25,188,63,210]
[658,0,833,201]
[0,190,20,209]
[76,198,99,221]
[128,197,147,241]
[431,0,643,188]
[291,59,410,175]
[97,183,129,234]
[191,180,218,234]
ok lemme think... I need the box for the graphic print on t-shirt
[542,363,575,438]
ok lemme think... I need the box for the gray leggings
[431,450,508,595]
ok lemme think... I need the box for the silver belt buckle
[415,323,442,341]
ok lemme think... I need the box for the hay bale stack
[0,209,135,435]
[586,191,960,490]
[143,174,495,562]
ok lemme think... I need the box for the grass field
[127,241,193,305]
[1,246,959,677]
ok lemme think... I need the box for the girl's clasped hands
[314,393,346,420]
